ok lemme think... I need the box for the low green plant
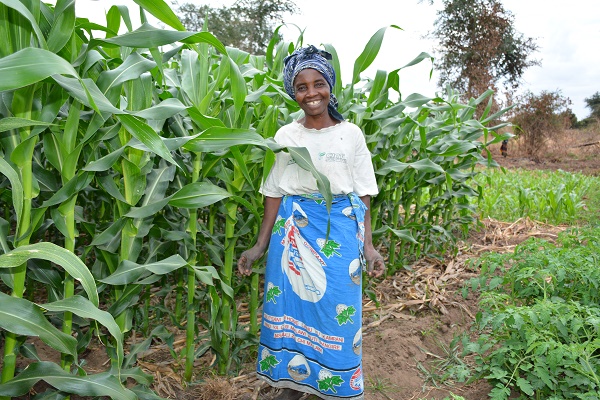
[466,298,600,399]
[416,335,472,389]
[462,228,600,399]
[366,376,399,398]
[466,229,600,306]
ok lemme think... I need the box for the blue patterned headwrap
[283,45,344,121]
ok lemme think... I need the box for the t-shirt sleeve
[259,128,292,197]
[351,127,379,196]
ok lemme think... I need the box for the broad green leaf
[0,362,136,400]
[42,296,124,368]
[227,56,247,119]
[287,146,332,213]
[169,181,232,208]
[427,140,478,157]
[0,218,10,255]
[0,242,99,306]
[117,114,178,166]
[111,6,131,33]
[133,98,187,120]
[0,48,77,91]
[96,52,157,93]
[399,51,434,73]
[409,159,445,174]
[516,377,534,396]
[119,367,154,386]
[93,23,226,53]
[181,49,203,108]
[0,158,23,237]
[40,171,93,208]
[351,26,401,84]
[132,0,186,31]
[130,384,168,400]
[83,147,126,172]
[127,134,200,153]
[230,146,254,191]
[367,102,407,120]
[0,292,77,357]
[0,117,53,133]
[107,285,143,318]
[373,226,418,244]
[47,0,76,53]
[124,198,170,219]
[192,265,220,287]
[367,69,388,107]
[186,107,226,129]
[402,93,435,108]
[184,127,268,152]
[124,164,176,218]
[375,159,409,175]
[100,255,188,285]
[322,43,342,95]
[52,75,122,115]
[97,175,127,203]
[141,164,176,205]
[0,0,47,50]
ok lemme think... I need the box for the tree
[584,91,600,120]
[173,0,298,54]
[509,90,572,155]
[424,0,539,104]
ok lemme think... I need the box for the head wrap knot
[283,45,344,121]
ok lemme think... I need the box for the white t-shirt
[260,120,379,197]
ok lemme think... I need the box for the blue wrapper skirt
[256,193,366,399]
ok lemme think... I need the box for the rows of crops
[0,0,511,398]
[474,168,598,225]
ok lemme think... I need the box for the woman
[237,45,385,400]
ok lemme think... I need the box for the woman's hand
[237,197,281,276]
[237,245,266,276]
[364,244,385,278]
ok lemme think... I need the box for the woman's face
[293,68,330,119]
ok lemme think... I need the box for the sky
[65,0,599,120]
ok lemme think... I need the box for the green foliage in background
[462,228,600,399]
[474,168,597,225]
[0,0,510,397]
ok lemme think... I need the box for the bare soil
[7,128,600,400]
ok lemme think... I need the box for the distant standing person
[501,139,508,157]
[237,45,385,400]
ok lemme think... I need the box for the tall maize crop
[0,0,509,396]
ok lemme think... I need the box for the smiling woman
[293,69,332,127]
[237,45,385,400]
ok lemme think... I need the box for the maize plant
[474,168,596,224]
[0,0,511,397]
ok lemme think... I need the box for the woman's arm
[237,196,282,276]
[360,195,385,278]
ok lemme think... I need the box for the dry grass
[488,122,600,160]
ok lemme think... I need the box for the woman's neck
[299,114,339,130]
